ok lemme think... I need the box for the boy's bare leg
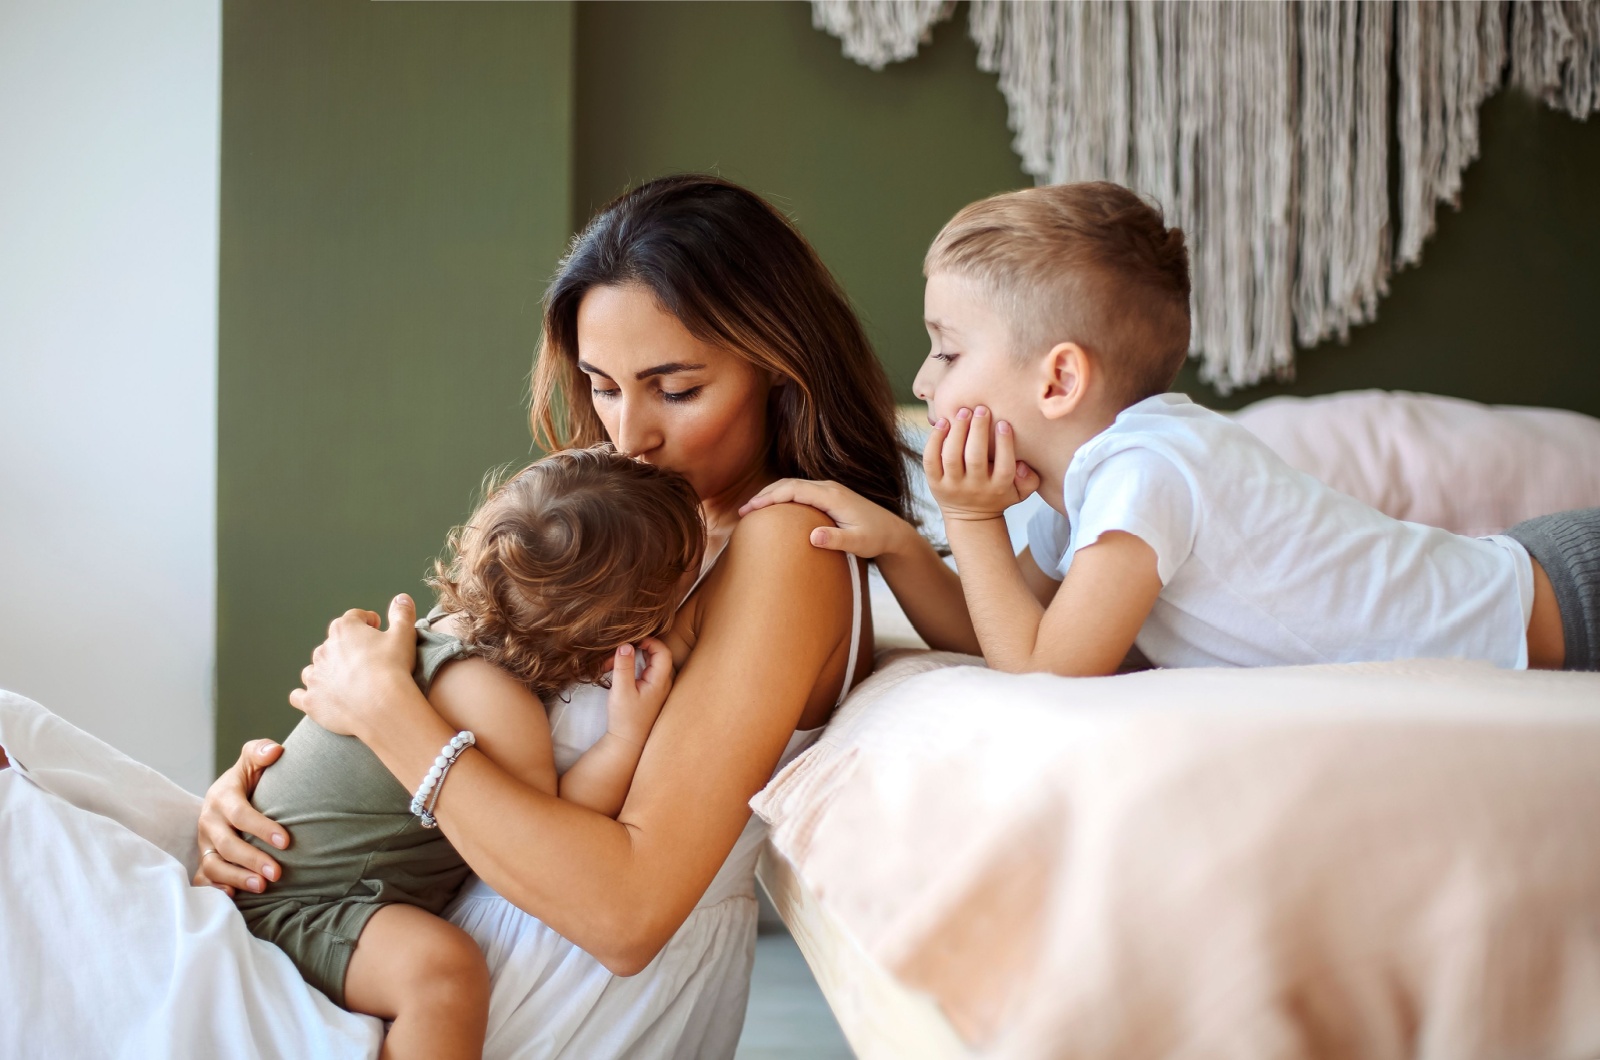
[342,904,490,1060]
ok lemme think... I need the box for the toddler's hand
[925,406,1040,522]
[739,478,916,558]
[605,638,673,747]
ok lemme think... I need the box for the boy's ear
[1036,341,1091,420]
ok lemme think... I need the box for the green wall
[218,0,1600,765]
[574,1,1026,395]
[217,0,573,760]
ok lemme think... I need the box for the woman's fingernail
[934,417,949,430]
[975,405,989,417]
[262,864,278,881]
[396,594,411,606]
[260,742,278,755]
[998,420,1012,434]
[957,407,971,420]
[619,643,634,656]
[810,528,827,546]
[247,877,263,892]
[271,832,286,848]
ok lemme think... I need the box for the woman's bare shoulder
[700,502,851,618]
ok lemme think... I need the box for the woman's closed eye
[931,351,959,364]
[660,386,703,403]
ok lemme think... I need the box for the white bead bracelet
[410,730,475,829]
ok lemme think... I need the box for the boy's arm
[558,639,673,819]
[931,408,1160,677]
[946,518,1160,674]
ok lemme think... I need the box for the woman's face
[575,283,774,506]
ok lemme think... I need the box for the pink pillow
[1232,390,1600,537]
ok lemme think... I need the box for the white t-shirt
[1024,394,1535,669]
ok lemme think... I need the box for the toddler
[234,446,704,1059]
[744,181,1596,675]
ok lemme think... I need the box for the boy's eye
[661,386,703,403]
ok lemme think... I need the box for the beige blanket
[752,655,1600,1059]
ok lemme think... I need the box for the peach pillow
[1232,390,1600,537]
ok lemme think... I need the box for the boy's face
[913,272,1040,441]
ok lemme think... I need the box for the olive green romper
[234,611,479,1006]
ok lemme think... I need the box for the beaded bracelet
[410,730,475,829]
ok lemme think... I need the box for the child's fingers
[993,419,1018,481]
[740,479,840,519]
[966,406,992,473]
[809,525,860,553]
[634,637,674,697]
[942,409,972,477]
[1015,459,1042,499]
[609,643,637,697]
[923,418,950,481]
[738,479,801,515]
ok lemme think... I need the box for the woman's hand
[739,478,917,559]
[289,595,419,741]
[193,739,289,897]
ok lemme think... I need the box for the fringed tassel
[1511,0,1600,117]
[817,0,1600,391]
[810,0,955,71]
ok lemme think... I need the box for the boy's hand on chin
[926,406,1041,523]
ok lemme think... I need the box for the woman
[193,174,912,1057]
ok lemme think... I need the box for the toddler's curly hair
[428,447,704,697]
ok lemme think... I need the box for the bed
[752,391,1600,1060]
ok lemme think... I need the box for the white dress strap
[836,553,863,707]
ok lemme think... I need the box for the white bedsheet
[0,688,380,1060]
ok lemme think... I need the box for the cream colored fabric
[752,654,1600,1059]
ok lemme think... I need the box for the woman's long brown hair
[531,174,913,521]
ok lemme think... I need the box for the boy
[743,182,1594,674]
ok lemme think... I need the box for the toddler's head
[428,447,704,696]
[918,181,1191,426]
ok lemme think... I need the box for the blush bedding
[752,652,1600,1060]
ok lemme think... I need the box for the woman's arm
[294,503,853,975]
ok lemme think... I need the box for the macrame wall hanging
[812,0,1600,391]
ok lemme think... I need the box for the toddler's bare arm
[559,638,673,819]
[426,656,558,796]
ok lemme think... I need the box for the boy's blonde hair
[925,181,1191,407]
[428,447,704,697]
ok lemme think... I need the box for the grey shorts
[1506,507,1600,671]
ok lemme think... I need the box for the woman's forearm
[876,530,983,654]
[357,677,662,972]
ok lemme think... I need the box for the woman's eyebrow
[577,359,707,380]
[634,361,707,380]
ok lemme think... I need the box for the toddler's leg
[342,904,490,1060]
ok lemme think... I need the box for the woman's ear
[1037,342,1091,420]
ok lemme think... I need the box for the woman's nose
[612,403,661,459]
[911,362,933,404]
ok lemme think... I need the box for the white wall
[0,0,220,792]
